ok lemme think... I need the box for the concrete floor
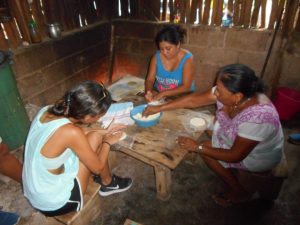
[1,114,300,225]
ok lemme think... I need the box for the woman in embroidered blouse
[144,64,284,206]
[144,24,196,102]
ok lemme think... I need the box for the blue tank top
[154,51,196,92]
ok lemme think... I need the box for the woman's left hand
[176,136,198,152]
[107,123,126,134]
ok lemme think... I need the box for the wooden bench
[235,153,288,200]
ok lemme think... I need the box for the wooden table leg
[154,163,172,201]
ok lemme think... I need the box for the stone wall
[113,20,284,94]
[12,22,111,106]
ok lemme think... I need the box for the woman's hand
[145,91,154,102]
[107,123,126,134]
[103,131,123,145]
[143,105,161,117]
[152,92,165,101]
[176,136,198,152]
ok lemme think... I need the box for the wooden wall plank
[268,0,279,29]
[227,0,234,13]
[169,0,175,22]
[8,0,31,42]
[31,0,47,37]
[161,0,167,21]
[2,21,22,48]
[179,0,186,23]
[233,0,241,26]
[239,0,246,26]
[250,0,261,27]
[203,0,212,25]
[243,0,253,28]
[260,0,267,28]
[0,27,9,50]
[185,0,191,24]
[198,0,203,24]
[190,0,199,24]
[211,0,219,25]
[282,0,298,35]
[216,0,224,26]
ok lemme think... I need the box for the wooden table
[113,94,204,201]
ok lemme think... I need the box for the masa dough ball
[190,117,206,129]
[133,112,160,121]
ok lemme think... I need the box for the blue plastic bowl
[130,104,162,128]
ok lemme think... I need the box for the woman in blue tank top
[145,25,196,102]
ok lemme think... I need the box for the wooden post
[268,0,279,29]
[161,0,167,21]
[216,0,224,26]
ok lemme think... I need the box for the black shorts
[40,177,83,217]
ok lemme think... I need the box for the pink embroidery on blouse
[215,101,280,149]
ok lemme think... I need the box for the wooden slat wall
[1,0,299,50]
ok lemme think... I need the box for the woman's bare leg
[200,141,248,201]
[77,131,112,194]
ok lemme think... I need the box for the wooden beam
[260,0,267,28]
[190,0,199,24]
[250,0,261,27]
[243,0,253,28]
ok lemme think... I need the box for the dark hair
[155,25,186,48]
[48,81,112,120]
[218,64,266,98]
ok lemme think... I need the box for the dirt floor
[1,114,300,225]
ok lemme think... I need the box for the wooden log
[250,0,261,27]
[268,0,279,29]
[243,0,253,28]
[203,0,212,25]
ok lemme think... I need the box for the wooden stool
[236,154,288,200]
[45,178,101,225]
